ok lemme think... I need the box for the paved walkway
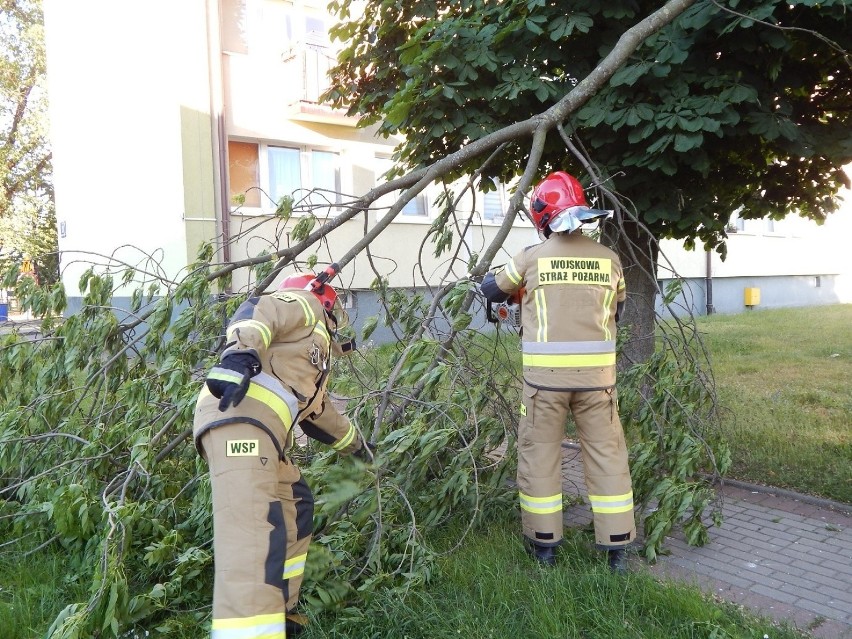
[561,444,852,639]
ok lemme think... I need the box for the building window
[375,156,428,218]
[268,146,302,206]
[229,141,261,207]
[229,140,340,212]
[481,180,507,222]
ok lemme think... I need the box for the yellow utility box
[744,287,761,306]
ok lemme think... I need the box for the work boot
[607,548,628,574]
[285,612,308,636]
[524,539,557,566]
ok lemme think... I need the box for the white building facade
[42,0,851,331]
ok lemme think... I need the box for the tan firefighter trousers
[518,383,636,549]
[198,421,313,638]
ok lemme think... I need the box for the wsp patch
[226,439,259,457]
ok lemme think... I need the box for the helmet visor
[329,297,349,330]
[548,206,611,233]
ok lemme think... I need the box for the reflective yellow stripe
[602,289,615,340]
[534,288,547,342]
[617,278,626,293]
[283,553,307,580]
[245,384,293,428]
[207,369,244,384]
[589,492,634,514]
[199,376,296,431]
[227,320,272,348]
[519,492,562,514]
[519,402,526,417]
[211,612,285,639]
[522,352,616,368]
[292,294,316,326]
[312,322,330,348]
[332,423,357,450]
[504,259,522,285]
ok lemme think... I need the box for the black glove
[353,441,376,462]
[206,352,261,412]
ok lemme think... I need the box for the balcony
[281,42,355,125]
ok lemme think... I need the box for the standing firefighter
[193,267,363,638]
[481,171,635,572]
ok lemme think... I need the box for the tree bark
[604,220,659,370]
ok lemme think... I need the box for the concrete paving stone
[675,555,773,585]
[758,543,823,562]
[822,535,852,552]
[811,620,852,639]
[825,557,852,576]
[558,447,852,637]
[718,545,778,566]
[792,597,852,624]
[778,518,830,534]
[798,530,847,547]
[790,558,847,579]
[812,582,852,607]
[751,526,809,544]
[752,583,803,605]
[776,573,825,595]
[792,527,847,545]
[660,560,759,590]
[735,525,798,546]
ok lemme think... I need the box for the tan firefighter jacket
[489,231,626,391]
[193,289,361,459]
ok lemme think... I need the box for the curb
[713,476,852,517]
[560,440,852,517]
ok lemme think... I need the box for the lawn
[2,304,847,638]
[696,304,851,503]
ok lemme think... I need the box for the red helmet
[278,272,338,311]
[529,171,590,232]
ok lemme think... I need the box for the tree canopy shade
[326,0,852,252]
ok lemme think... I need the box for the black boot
[524,539,557,566]
[607,548,628,574]
[286,612,307,636]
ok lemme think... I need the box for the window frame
[228,140,343,216]
[374,155,431,221]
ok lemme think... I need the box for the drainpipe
[206,0,232,272]
[705,249,715,315]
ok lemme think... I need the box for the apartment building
[42,0,850,329]
[42,0,536,335]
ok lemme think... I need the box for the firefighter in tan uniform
[482,172,635,572]
[193,268,363,638]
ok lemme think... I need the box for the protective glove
[353,440,377,462]
[206,352,261,412]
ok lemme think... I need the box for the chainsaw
[485,289,523,328]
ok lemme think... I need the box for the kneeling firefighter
[481,172,636,573]
[193,266,364,638]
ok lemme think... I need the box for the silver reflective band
[522,340,616,354]
[251,372,300,427]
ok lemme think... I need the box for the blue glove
[206,352,261,412]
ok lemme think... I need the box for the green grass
[696,304,852,503]
[342,305,851,502]
[4,305,847,637]
[304,512,806,639]
[2,513,810,638]
[0,542,89,639]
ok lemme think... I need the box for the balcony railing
[279,41,355,125]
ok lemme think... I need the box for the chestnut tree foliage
[325,0,852,362]
[5,0,849,635]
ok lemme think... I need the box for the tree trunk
[603,220,659,370]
